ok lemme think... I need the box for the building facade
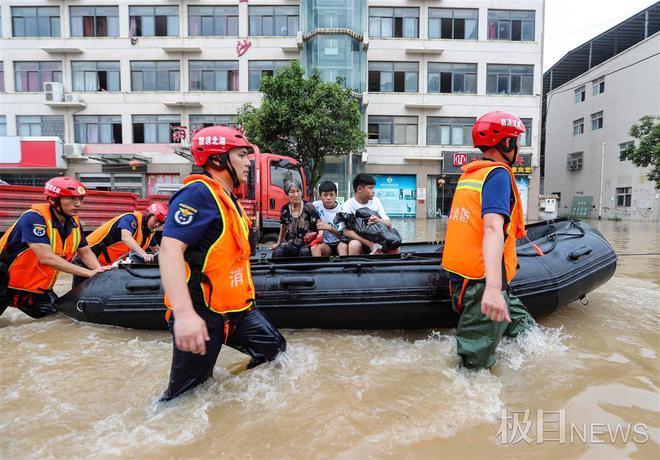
[543,5,660,221]
[0,0,544,219]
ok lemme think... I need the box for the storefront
[431,151,533,219]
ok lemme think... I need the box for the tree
[619,115,660,188]
[237,61,366,188]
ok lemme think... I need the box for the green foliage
[237,61,366,187]
[619,115,660,188]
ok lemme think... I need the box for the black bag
[334,207,402,251]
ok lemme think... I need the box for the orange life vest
[86,212,153,265]
[164,174,255,314]
[0,203,82,293]
[441,160,526,283]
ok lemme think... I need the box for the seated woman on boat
[271,180,320,257]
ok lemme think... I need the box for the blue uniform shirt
[108,213,139,242]
[2,208,88,262]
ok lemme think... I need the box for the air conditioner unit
[44,81,64,102]
[64,94,82,103]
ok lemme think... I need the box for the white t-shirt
[312,200,342,244]
[341,196,389,220]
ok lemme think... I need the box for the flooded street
[1,219,658,459]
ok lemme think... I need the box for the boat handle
[279,276,315,289]
[568,245,592,261]
[126,281,161,292]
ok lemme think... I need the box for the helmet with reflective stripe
[44,177,87,199]
[190,125,252,167]
[145,202,168,222]
[472,111,526,149]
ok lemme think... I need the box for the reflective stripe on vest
[164,174,254,314]
[87,212,152,264]
[0,203,82,293]
[441,161,525,283]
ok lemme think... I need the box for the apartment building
[0,0,543,219]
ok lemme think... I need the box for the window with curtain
[249,6,299,36]
[427,63,477,94]
[131,61,180,91]
[427,117,475,145]
[368,116,418,145]
[189,61,239,91]
[72,61,120,92]
[368,62,418,92]
[70,6,119,37]
[428,8,478,39]
[369,7,419,38]
[189,6,238,36]
[487,10,535,41]
[129,6,179,37]
[15,61,62,92]
[74,115,122,143]
[132,115,181,143]
[486,64,534,95]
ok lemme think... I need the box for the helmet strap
[495,137,518,166]
[49,198,67,221]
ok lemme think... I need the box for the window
[574,85,585,103]
[592,76,605,95]
[573,118,584,136]
[368,62,418,92]
[132,115,180,143]
[249,6,299,36]
[486,64,534,95]
[428,63,477,94]
[72,61,120,92]
[12,7,60,37]
[270,162,303,191]
[619,141,634,161]
[17,115,65,140]
[567,152,583,171]
[428,8,478,40]
[70,6,119,37]
[15,62,62,92]
[129,6,179,37]
[131,61,179,91]
[189,6,238,36]
[189,115,237,133]
[591,111,603,130]
[519,118,533,147]
[0,116,6,136]
[0,63,4,92]
[249,61,292,91]
[74,115,122,144]
[369,7,419,38]
[189,61,238,91]
[368,116,418,145]
[487,10,534,41]
[427,117,475,145]
[616,187,632,207]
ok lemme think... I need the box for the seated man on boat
[159,125,286,401]
[0,177,111,319]
[85,202,167,265]
[340,174,399,255]
[442,111,536,370]
[270,180,321,257]
[311,181,348,256]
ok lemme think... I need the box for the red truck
[0,145,311,244]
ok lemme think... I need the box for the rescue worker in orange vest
[86,202,168,265]
[442,111,536,369]
[0,177,111,319]
[159,125,286,401]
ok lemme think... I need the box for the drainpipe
[598,142,606,220]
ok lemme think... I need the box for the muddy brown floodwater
[1,219,658,459]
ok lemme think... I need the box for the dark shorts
[161,304,287,401]
[0,284,58,319]
[318,241,341,255]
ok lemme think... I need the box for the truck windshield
[270,162,303,191]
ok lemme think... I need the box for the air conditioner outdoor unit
[44,81,64,102]
[64,94,82,103]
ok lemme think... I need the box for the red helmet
[190,125,252,167]
[472,111,526,149]
[44,177,87,199]
[145,202,168,222]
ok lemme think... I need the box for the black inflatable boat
[58,219,617,330]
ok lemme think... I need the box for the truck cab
[234,145,311,243]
